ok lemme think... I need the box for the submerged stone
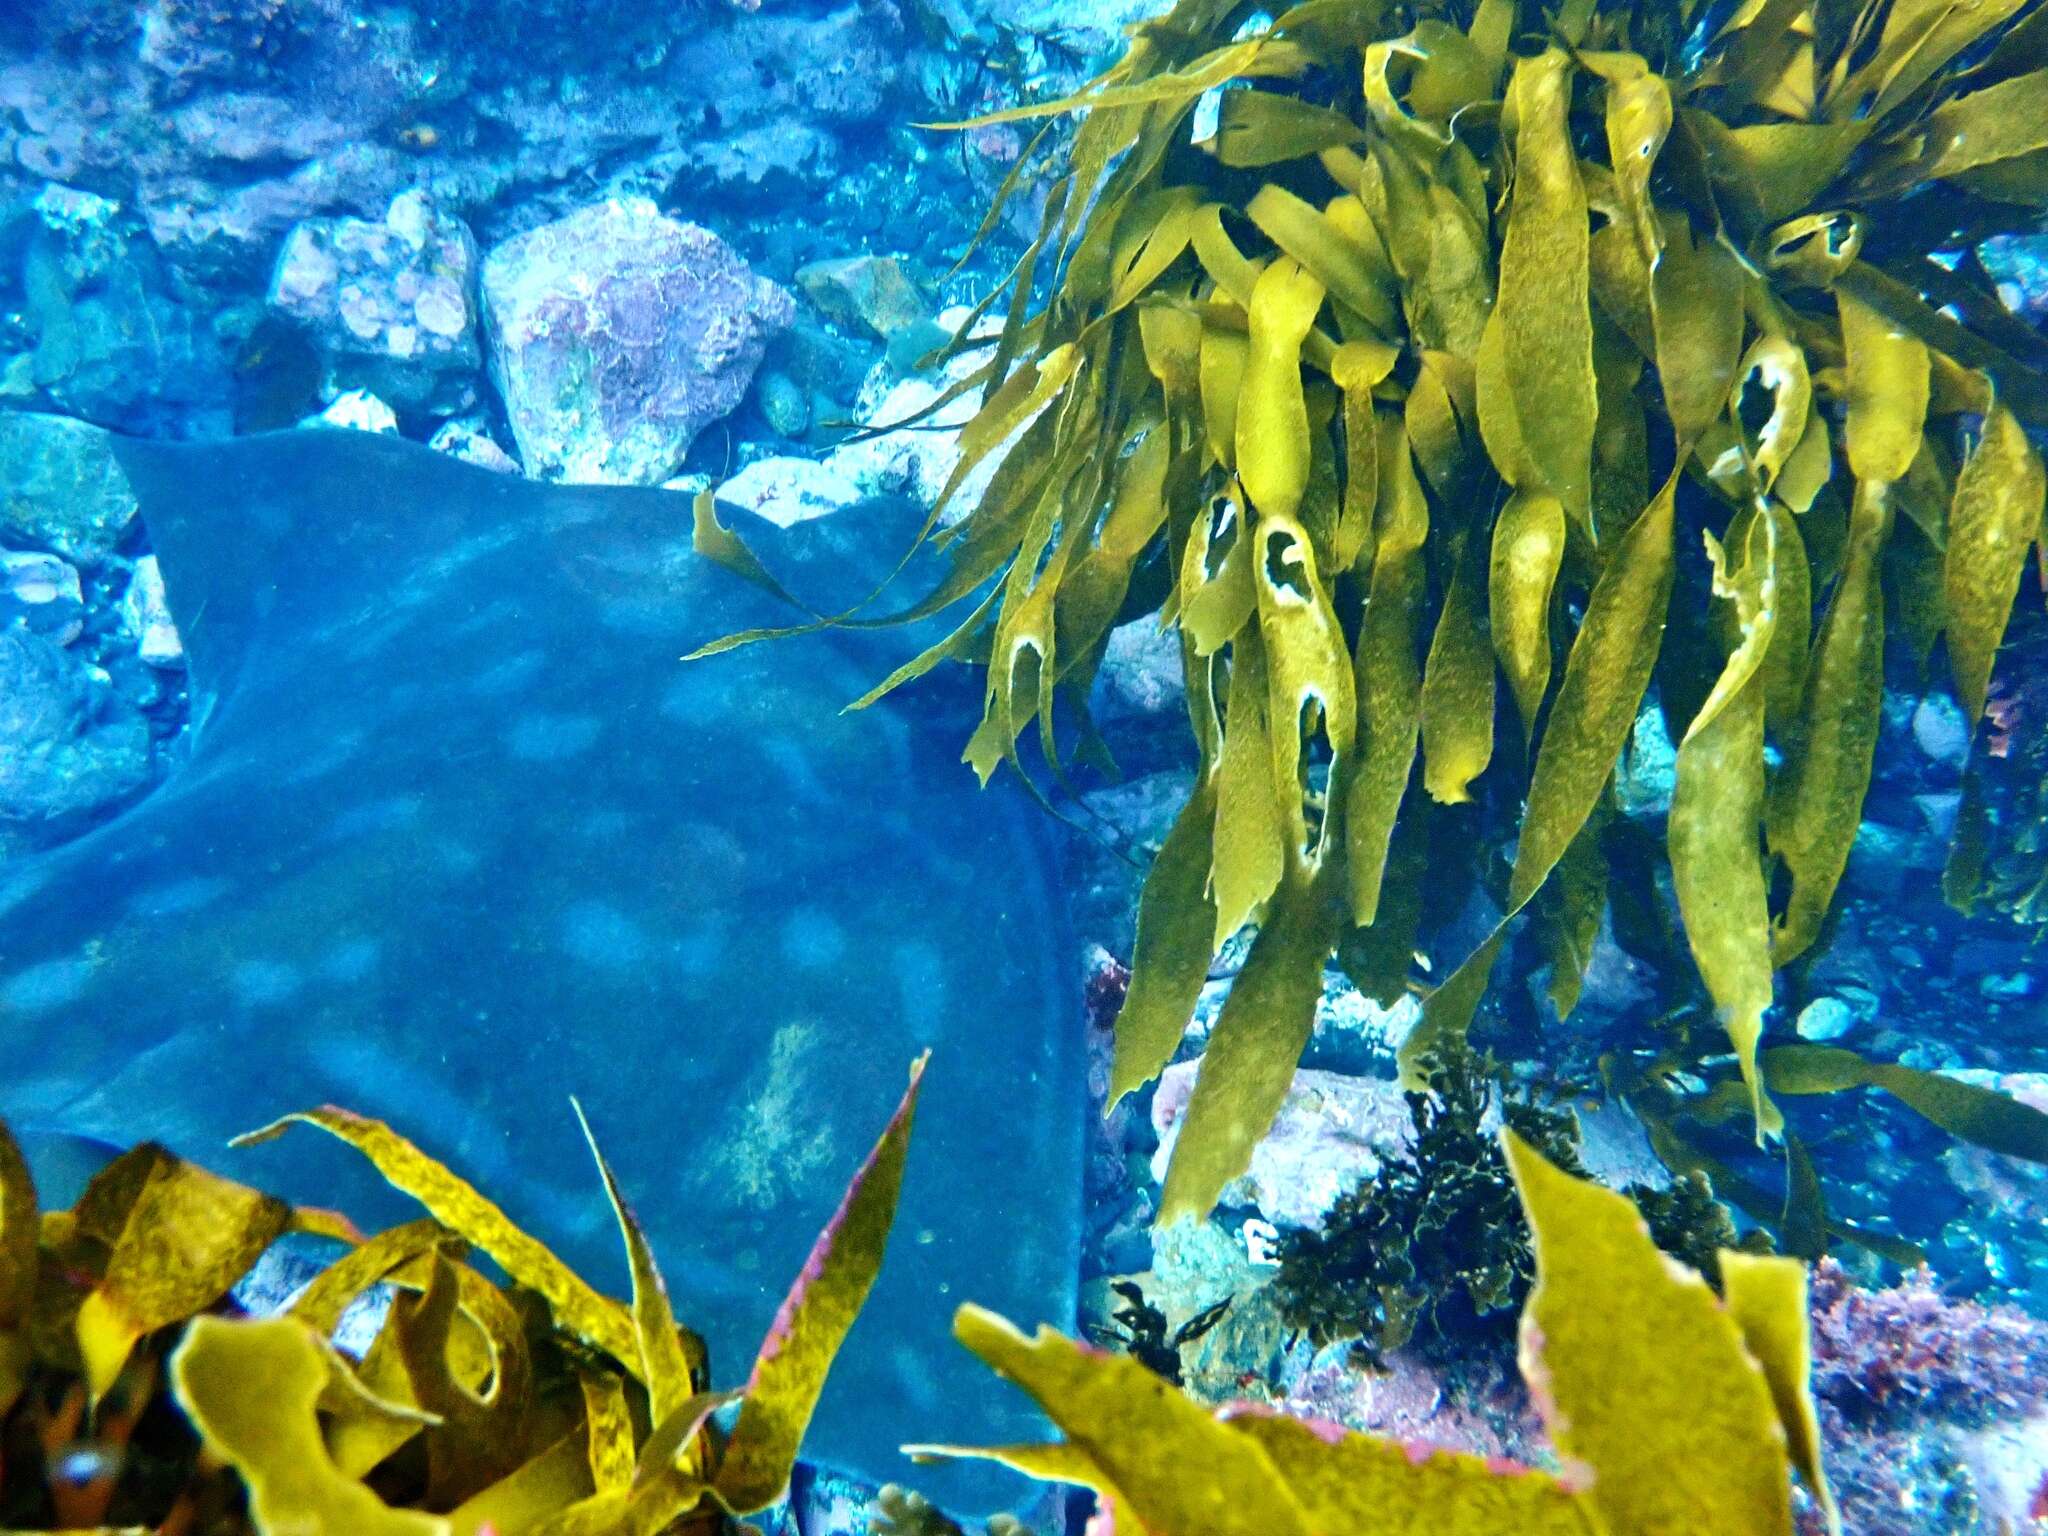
[481,199,795,485]
[267,190,482,414]
[0,423,1081,1513]
[0,409,140,565]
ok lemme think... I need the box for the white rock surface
[307,389,399,434]
[823,305,1030,523]
[121,555,184,668]
[718,455,863,528]
[1151,1063,1413,1228]
[428,418,520,474]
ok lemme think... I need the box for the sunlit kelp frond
[0,1061,922,1534]
[913,1131,1834,1536]
[695,0,2048,1226]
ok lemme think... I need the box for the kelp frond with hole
[699,0,2048,1225]
[0,1058,923,1534]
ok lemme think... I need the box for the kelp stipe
[699,0,2048,1225]
[0,1057,924,1534]
[912,1129,1839,1536]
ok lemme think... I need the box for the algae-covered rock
[5,183,231,435]
[481,198,794,485]
[796,253,930,340]
[0,409,138,565]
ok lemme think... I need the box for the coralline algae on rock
[267,190,482,413]
[481,198,794,485]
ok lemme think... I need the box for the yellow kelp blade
[1490,489,1567,746]
[1109,774,1222,1109]
[447,1430,596,1536]
[1839,289,1930,485]
[1221,1407,1598,1535]
[1209,628,1287,949]
[1764,1045,2048,1162]
[1768,480,1889,963]
[1496,49,1598,525]
[1504,1130,1796,1536]
[0,1118,35,1330]
[233,1108,638,1370]
[572,1100,698,1434]
[901,1438,1108,1491]
[1511,471,1679,908]
[1344,412,1429,925]
[1254,513,1356,861]
[1669,514,1783,1140]
[1419,525,1496,805]
[1721,1252,1840,1536]
[580,1370,635,1491]
[522,1467,710,1536]
[390,1252,533,1507]
[287,1218,449,1337]
[949,1306,1315,1536]
[1652,221,1747,453]
[712,1054,925,1514]
[172,1315,451,1536]
[1400,472,1680,1081]
[1159,868,1339,1224]
[1237,259,1326,525]
[1944,395,2046,723]
[688,489,806,614]
[75,1152,289,1404]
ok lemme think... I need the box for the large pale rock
[822,304,1028,519]
[1095,618,1184,720]
[267,190,481,412]
[824,370,979,511]
[481,199,794,485]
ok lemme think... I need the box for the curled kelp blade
[233,1108,639,1369]
[74,1150,290,1404]
[172,1315,451,1536]
[573,1099,702,1442]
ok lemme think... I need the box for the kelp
[0,1061,922,1534]
[916,1130,1832,1535]
[702,0,2048,1223]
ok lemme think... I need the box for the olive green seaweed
[702,0,2048,1227]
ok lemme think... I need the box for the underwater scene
[2,0,2048,1530]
